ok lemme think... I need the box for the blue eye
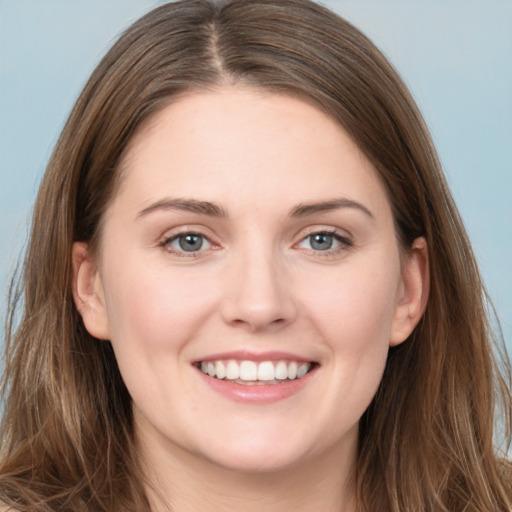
[165,233,212,253]
[309,233,335,251]
[297,231,350,252]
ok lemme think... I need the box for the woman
[1,0,510,510]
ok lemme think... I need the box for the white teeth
[225,360,240,380]
[288,361,298,379]
[240,361,258,381]
[215,361,226,379]
[275,361,288,380]
[257,361,275,381]
[297,363,309,378]
[198,359,313,382]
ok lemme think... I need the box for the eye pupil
[179,234,203,252]
[310,233,333,250]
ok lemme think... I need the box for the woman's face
[75,87,426,474]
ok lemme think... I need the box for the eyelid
[158,226,219,257]
[293,226,353,256]
[295,225,352,241]
[156,224,353,258]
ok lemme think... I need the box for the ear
[389,237,429,347]
[72,242,110,340]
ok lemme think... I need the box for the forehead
[112,86,390,219]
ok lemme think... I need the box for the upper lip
[193,350,317,364]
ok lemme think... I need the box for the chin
[189,426,326,475]
[203,447,309,475]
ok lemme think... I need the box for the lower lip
[195,367,317,404]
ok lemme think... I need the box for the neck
[138,428,358,512]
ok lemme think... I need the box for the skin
[73,86,428,512]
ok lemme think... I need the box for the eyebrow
[137,198,228,219]
[136,197,374,220]
[289,198,374,219]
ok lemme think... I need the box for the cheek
[103,263,215,345]
[298,256,400,415]
[99,261,221,411]
[99,262,222,403]
[301,257,400,346]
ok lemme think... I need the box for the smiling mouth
[195,359,317,385]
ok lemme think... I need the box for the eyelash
[159,228,353,258]
[160,230,216,258]
[295,229,353,258]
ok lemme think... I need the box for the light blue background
[1,0,511,350]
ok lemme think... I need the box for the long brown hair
[1,1,510,510]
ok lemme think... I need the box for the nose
[220,246,298,333]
